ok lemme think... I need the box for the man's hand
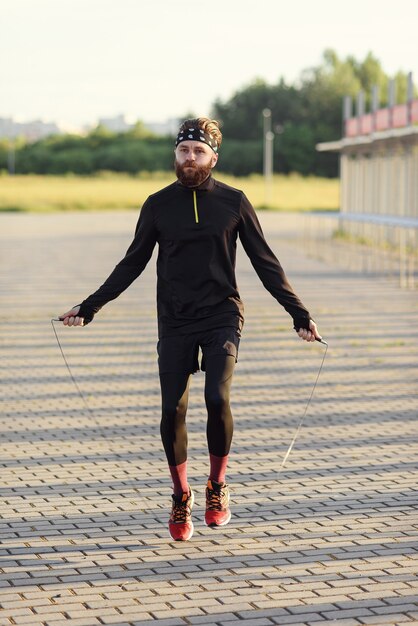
[59,306,85,327]
[298,319,321,343]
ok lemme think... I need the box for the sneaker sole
[205,510,231,527]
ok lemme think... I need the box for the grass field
[0,171,339,212]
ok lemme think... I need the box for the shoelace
[171,498,191,523]
[207,487,226,511]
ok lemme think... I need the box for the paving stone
[188,614,237,624]
[132,616,185,626]
[360,615,415,624]
[217,617,274,626]
[309,621,361,626]
[269,614,324,624]
[237,608,290,620]
[0,210,417,626]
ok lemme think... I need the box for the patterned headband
[175,127,218,153]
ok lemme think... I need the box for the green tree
[6,51,414,178]
[217,140,262,176]
[48,149,94,175]
[213,49,413,176]
[0,139,9,171]
[279,123,316,175]
[213,79,273,140]
[127,121,156,140]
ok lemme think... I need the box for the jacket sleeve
[238,193,311,330]
[78,198,157,322]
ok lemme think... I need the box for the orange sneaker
[168,488,194,541]
[205,479,231,527]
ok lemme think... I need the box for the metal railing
[300,212,417,289]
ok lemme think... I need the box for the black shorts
[157,327,241,375]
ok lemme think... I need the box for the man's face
[174,140,218,187]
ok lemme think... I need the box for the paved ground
[1,210,417,626]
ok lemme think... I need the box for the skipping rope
[51,318,328,517]
[50,318,147,506]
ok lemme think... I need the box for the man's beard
[175,158,212,187]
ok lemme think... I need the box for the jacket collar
[176,175,215,192]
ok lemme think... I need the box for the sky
[2,0,418,129]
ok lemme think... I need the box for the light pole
[262,108,274,206]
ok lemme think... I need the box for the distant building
[0,117,14,139]
[0,114,182,141]
[317,74,418,221]
[144,118,180,137]
[316,74,418,288]
[0,117,61,141]
[97,114,133,133]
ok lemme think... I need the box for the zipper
[193,190,199,224]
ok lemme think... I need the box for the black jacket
[79,176,311,336]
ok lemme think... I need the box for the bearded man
[59,117,321,541]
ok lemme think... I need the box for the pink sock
[209,453,229,484]
[169,460,189,497]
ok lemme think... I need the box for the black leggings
[159,354,235,466]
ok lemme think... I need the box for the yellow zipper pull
[193,190,199,224]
